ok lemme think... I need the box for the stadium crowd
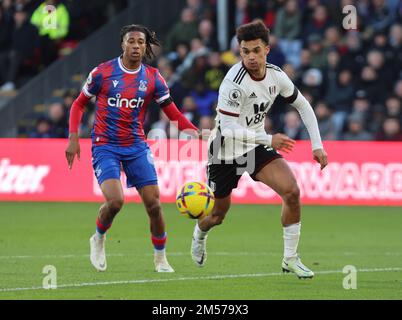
[3,0,402,141]
[0,0,127,91]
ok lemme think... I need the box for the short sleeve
[217,79,245,117]
[82,67,103,98]
[154,71,171,105]
[277,69,297,102]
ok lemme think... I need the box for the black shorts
[207,145,283,198]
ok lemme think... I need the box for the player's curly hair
[120,24,161,60]
[236,20,270,45]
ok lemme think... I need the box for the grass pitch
[0,202,401,300]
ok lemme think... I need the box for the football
[176,182,215,219]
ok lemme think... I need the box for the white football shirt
[209,61,297,160]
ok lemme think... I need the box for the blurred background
[0,0,401,142]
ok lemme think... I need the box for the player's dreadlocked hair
[120,24,161,60]
[236,20,270,45]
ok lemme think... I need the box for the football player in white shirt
[191,20,328,279]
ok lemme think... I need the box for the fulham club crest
[268,85,276,95]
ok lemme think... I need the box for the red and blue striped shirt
[82,56,171,148]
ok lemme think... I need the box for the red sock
[151,233,167,250]
[96,217,112,235]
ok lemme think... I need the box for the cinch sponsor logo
[0,159,50,194]
[107,93,144,109]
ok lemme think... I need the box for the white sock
[193,223,208,240]
[154,248,166,257]
[95,230,105,239]
[283,222,301,260]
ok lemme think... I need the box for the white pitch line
[1,251,401,260]
[0,252,279,260]
[0,267,401,293]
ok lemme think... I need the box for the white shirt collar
[118,57,141,74]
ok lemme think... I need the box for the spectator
[357,65,386,104]
[351,90,371,121]
[0,8,39,92]
[79,111,95,138]
[368,103,386,135]
[324,26,345,52]
[199,115,214,130]
[307,33,328,70]
[164,7,199,53]
[204,52,227,91]
[390,24,402,78]
[376,117,402,140]
[266,34,285,68]
[181,47,209,89]
[234,0,250,28]
[385,95,402,121]
[29,116,54,138]
[31,0,70,65]
[281,110,306,140]
[282,63,297,83]
[198,19,219,51]
[181,96,200,128]
[301,68,323,102]
[299,48,312,74]
[160,61,187,109]
[262,0,276,30]
[1,0,14,22]
[174,38,209,88]
[189,80,218,117]
[167,42,190,71]
[370,31,394,64]
[325,69,355,131]
[313,101,338,140]
[0,6,13,54]
[186,0,208,20]
[275,0,301,68]
[275,0,301,40]
[395,79,402,100]
[303,5,332,43]
[48,101,68,138]
[366,0,395,33]
[340,31,366,75]
[366,49,395,85]
[342,113,373,141]
[62,89,78,111]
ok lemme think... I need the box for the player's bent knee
[145,201,162,218]
[282,184,300,205]
[107,198,124,214]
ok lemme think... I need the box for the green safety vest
[31,3,70,40]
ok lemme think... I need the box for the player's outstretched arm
[161,100,200,138]
[65,133,80,170]
[271,133,296,154]
[65,92,89,169]
[289,91,328,170]
[313,148,328,170]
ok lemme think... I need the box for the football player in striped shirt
[66,24,199,273]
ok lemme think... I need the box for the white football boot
[282,255,314,279]
[90,234,107,272]
[191,234,208,267]
[154,251,175,273]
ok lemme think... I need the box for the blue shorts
[92,144,158,190]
